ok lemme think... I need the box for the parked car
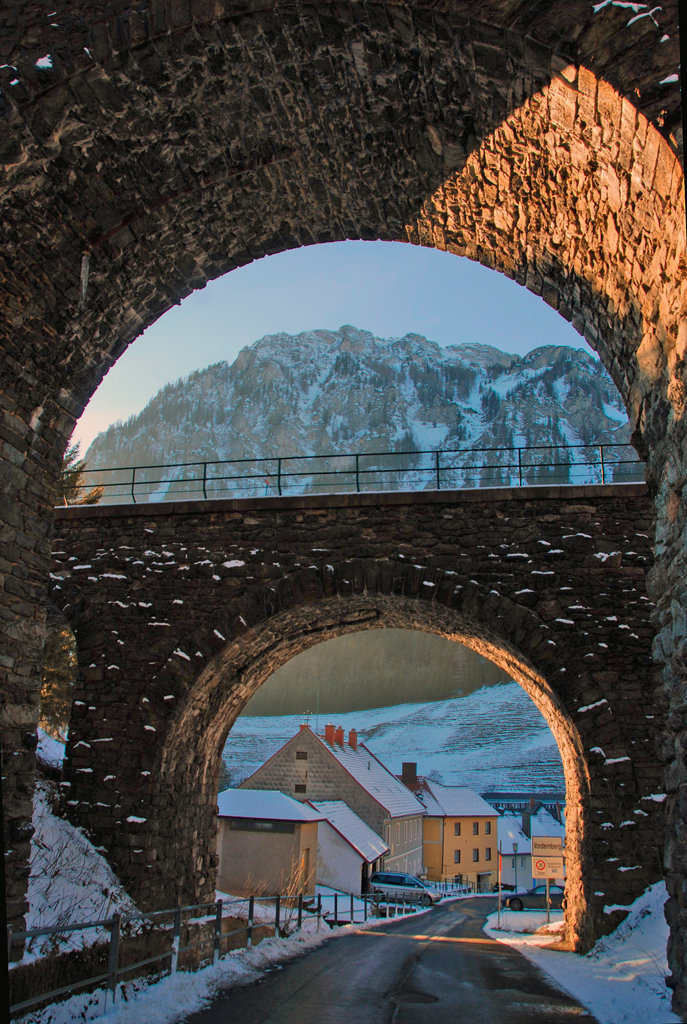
[368,871,441,906]
[505,884,565,911]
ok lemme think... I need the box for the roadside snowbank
[484,883,678,1024]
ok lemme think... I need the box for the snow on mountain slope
[222,681,563,792]
[85,327,630,494]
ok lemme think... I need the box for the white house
[307,799,389,893]
[496,808,566,889]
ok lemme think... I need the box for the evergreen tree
[59,443,104,505]
[40,627,77,741]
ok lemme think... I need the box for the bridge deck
[55,481,649,520]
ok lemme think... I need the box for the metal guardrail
[69,442,643,506]
[8,890,425,1018]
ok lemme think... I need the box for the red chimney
[334,725,344,746]
[348,729,358,750]
[324,723,335,745]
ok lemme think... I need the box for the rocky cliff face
[85,326,630,484]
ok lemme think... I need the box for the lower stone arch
[158,587,597,948]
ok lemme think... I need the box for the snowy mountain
[221,681,564,793]
[85,327,630,493]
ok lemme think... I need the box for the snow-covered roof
[497,809,565,854]
[308,800,389,863]
[409,778,497,818]
[497,815,531,853]
[217,788,322,823]
[314,733,425,818]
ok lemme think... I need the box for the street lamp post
[513,842,519,893]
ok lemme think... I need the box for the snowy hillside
[85,327,630,495]
[222,681,564,792]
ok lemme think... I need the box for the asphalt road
[180,897,598,1024]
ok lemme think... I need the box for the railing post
[107,913,121,1005]
[599,445,606,484]
[247,896,254,949]
[202,462,208,500]
[131,466,137,504]
[517,448,523,487]
[334,893,338,924]
[350,893,354,924]
[435,450,441,490]
[297,894,303,931]
[364,894,367,922]
[275,895,281,935]
[355,454,360,493]
[317,893,321,932]
[171,907,181,974]
[277,458,282,496]
[213,899,222,965]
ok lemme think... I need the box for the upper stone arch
[1,4,683,476]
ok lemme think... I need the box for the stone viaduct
[1,0,686,1012]
[50,483,658,953]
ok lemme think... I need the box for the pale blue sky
[73,240,587,453]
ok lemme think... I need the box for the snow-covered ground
[25,728,673,1023]
[223,681,564,791]
[484,883,678,1024]
[17,780,139,963]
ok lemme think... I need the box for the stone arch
[50,500,659,959]
[159,584,598,942]
[2,0,685,1007]
[0,7,682,462]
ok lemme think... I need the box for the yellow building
[400,764,498,891]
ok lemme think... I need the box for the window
[295,783,306,794]
[228,819,294,833]
[484,821,491,835]
[472,822,479,835]
[454,822,461,836]
[485,848,492,861]
[472,849,479,862]
[454,850,461,864]
[296,750,308,760]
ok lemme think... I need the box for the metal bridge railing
[66,442,644,507]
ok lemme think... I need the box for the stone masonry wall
[1,0,684,1008]
[49,483,661,957]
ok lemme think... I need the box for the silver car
[368,871,441,906]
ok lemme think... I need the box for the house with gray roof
[240,724,425,875]
[216,788,322,896]
[399,763,498,890]
[307,799,389,893]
